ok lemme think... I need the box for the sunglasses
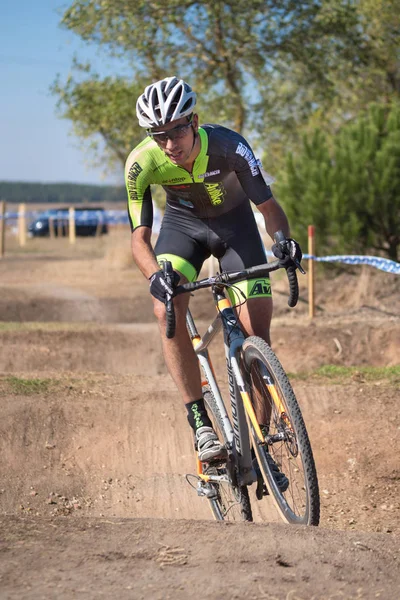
[147,116,194,144]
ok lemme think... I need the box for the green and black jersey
[125,124,273,231]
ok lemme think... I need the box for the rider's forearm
[131,227,160,279]
[257,196,290,241]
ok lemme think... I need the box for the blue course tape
[303,254,400,275]
[264,250,399,274]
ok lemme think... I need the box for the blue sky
[0,1,129,185]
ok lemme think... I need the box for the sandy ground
[0,230,399,599]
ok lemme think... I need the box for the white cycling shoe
[196,426,227,462]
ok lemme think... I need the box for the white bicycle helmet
[136,76,197,128]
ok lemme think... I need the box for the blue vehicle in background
[28,207,108,237]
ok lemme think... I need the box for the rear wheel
[202,386,253,522]
[242,336,320,525]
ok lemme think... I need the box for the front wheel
[202,386,253,522]
[204,470,252,522]
[242,336,320,525]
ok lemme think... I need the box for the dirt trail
[2,515,399,600]
[0,373,398,531]
[0,235,399,599]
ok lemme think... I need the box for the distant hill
[0,181,126,204]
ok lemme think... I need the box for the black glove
[272,237,303,267]
[149,269,180,302]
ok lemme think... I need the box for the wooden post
[69,207,76,244]
[95,211,103,237]
[0,201,5,258]
[56,213,62,238]
[49,217,55,238]
[308,225,315,319]
[18,203,26,247]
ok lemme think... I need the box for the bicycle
[162,231,320,525]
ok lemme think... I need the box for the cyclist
[126,76,302,465]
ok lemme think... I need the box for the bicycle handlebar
[163,230,304,338]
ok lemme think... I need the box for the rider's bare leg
[152,277,226,461]
[152,290,203,404]
[237,296,273,344]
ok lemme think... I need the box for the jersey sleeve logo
[127,162,143,200]
[235,142,260,177]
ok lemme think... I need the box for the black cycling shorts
[155,201,272,306]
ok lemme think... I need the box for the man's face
[150,114,198,166]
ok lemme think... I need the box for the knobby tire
[242,336,320,526]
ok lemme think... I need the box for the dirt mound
[1,373,399,534]
[1,244,399,324]
[0,317,398,376]
[0,371,399,598]
[1,235,399,598]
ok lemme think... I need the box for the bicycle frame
[186,284,265,487]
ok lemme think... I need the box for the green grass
[290,364,400,385]
[1,376,55,395]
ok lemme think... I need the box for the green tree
[52,66,145,173]
[53,0,372,171]
[259,0,400,172]
[357,0,400,98]
[276,102,400,261]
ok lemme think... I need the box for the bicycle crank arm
[201,474,230,484]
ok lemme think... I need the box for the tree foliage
[51,1,400,257]
[259,0,400,171]
[53,0,374,170]
[52,65,144,172]
[357,0,400,97]
[276,102,400,261]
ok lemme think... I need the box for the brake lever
[294,258,306,275]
